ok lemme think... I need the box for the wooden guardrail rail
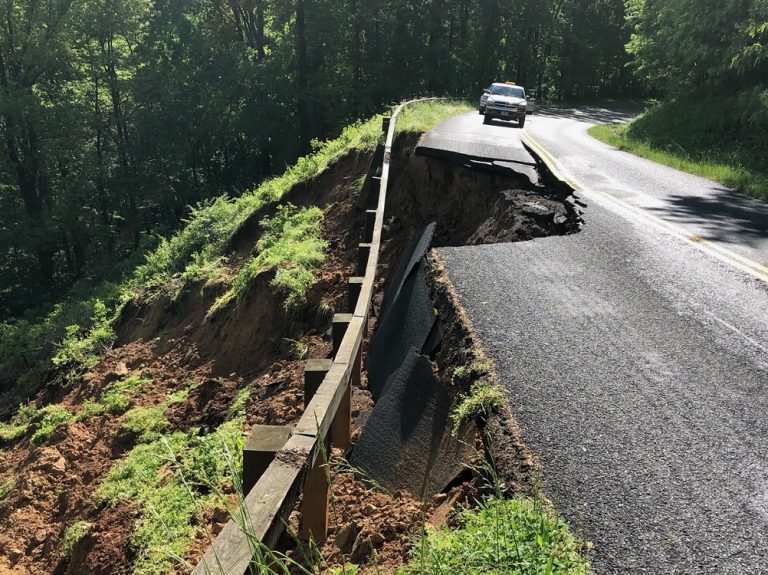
[192,99,421,575]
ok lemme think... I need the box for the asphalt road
[432,110,768,574]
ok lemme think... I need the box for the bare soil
[0,131,570,575]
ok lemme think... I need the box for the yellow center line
[521,131,768,284]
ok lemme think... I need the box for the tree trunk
[296,0,311,151]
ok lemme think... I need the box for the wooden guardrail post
[357,243,372,275]
[301,436,330,543]
[348,277,364,312]
[242,425,293,494]
[332,313,352,356]
[304,359,332,406]
[363,209,377,242]
[332,345,360,449]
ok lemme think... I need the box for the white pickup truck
[479,82,533,128]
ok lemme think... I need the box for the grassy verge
[589,122,768,202]
[396,100,475,134]
[404,496,590,575]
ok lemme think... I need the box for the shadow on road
[534,107,638,124]
[482,118,523,129]
[648,187,768,245]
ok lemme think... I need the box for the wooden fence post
[363,209,377,242]
[357,243,372,275]
[332,313,352,356]
[348,277,363,312]
[304,359,332,407]
[242,425,293,495]
[301,437,330,543]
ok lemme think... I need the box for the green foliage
[97,413,244,574]
[451,384,505,434]
[118,386,191,444]
[101,375,152,415]
[211,204,327,315]
[52,300,116,371]
[0,477,15,501]
[120,406,167,444]
[61,521,93,558]
[0,281,127,402]
[590,108,768,201]
[408,497,590,575]
[30,405,74,446]
[626,0,768,95]
[227,386,251,420]
[0,403,38,443]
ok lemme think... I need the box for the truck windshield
[491,85,525,98]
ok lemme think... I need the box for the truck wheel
[478,107,485,115]
[518,115,526,128]
[483,114,491,125]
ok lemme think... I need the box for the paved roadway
[432,109,768,574]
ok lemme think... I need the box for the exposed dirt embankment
[0,128,580,575]
[383,133,581,252]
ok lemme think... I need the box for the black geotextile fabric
[350,349,469,495]
[366,261,437,401]
[379,222,436,320]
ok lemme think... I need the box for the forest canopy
[0,0,634,321]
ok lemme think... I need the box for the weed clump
[210,204,327,316]
[0,403,38,443]
[0,477,15,501]
[102,375,152,415]
[61,520,93,558]
[451,383,505,435]
[409,496,590,574]
[30,405,74,445]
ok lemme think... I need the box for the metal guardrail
[192,99,421,575]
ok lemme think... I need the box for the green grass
[396,100,475,134]
[97,405,244,575]
[209,204,328,316]
[102,375,152,415]
[405,496,590,575]
[0,403,38,443]
[61,520,93,558]
[118,387,190,444]
[0,477,15,501]
[589,123,768,201]
[451,383,505,434]
[30,405,74,445]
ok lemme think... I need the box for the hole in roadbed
[384,132,583,250]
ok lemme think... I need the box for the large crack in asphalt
[382,133,583,251]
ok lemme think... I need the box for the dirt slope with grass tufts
[0,121,382,575]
